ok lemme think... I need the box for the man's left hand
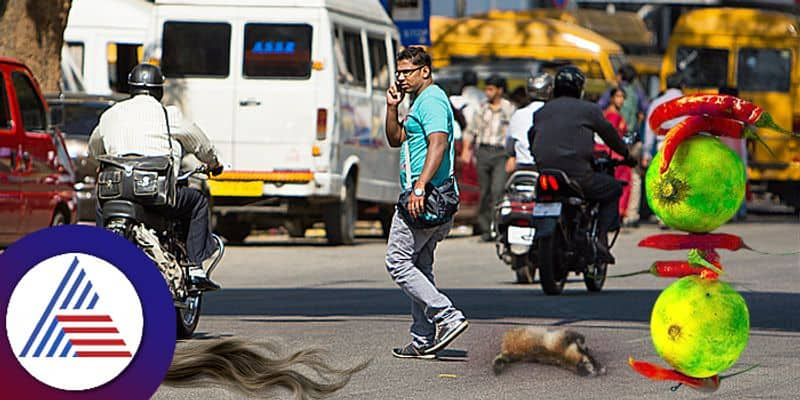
[408,186,426,218]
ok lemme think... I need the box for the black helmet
[527,72,553,101]
[553,65,585,99]
[127,63,165,100]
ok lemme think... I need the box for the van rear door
[234,18,318,171]
[160,17,236,163]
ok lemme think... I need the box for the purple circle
[0,225,176,399]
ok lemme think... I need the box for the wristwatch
[413,187,424,196]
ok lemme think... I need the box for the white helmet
[527,72,554,101]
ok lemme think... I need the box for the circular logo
[0,225,176,399]
[6,253,144,391]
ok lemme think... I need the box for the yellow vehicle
[483,9,660,96]
[429,15,627,99]
[662,7,800,210]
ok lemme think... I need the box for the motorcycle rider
[504,71,553,172]
[528,65,637,263]
[89,63,223,291]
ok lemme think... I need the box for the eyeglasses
[395,66,424,78]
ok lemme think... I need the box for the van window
[66,42,85,76]
[162,22,231,77]
[676,47,728,88]
[243,23,312,79]
[737,48,791,92]
[368,37,389,89]
[337,29,366,87]
[108,43,143,93]
[11,72,46,132]
[0,73,10,130]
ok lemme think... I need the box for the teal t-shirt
[399,84,456,191]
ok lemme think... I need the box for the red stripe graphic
[63,327,119,334]
[76,351,132,358]
[56,315,112,322]
[71,339,127,346]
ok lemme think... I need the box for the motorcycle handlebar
[177,164,208,182]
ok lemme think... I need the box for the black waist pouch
[396,177,459,229]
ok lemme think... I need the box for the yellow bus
[483,9,660,96]
[662,7,800,210]
[429,15,626,99]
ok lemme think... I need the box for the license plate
[508,226,535,245]
[532,202,562,217]
[208,180,263,197]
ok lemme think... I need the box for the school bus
[482,9,660,96]
[662,7,800,210]
[429,15,627,99]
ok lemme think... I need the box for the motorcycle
[96,154,223,338]
[530,151,626,295]
[494,169,540,284]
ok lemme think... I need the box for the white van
[146,0,402,244]
[63,0,153,95]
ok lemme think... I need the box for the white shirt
[450,85,486,129]
[506,100,545,165]
[643,88,684,157]
[89,94,221,168]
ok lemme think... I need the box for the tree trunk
[0,0,73,93]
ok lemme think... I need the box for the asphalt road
[154,215,800,400]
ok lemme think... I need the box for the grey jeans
[385,211,463,348]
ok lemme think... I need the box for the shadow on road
[204,288,798,332]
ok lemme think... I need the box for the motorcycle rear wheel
[537,234,567,295]
[176,294,202,339]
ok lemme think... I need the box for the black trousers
[96,187,216,265]
[476,145,509,233]
[578,173,623,234]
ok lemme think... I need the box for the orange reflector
[312,61,324,70]
[212,170,314,183]
[312,145,322,157]
[316,108,327,140]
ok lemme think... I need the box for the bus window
[368,36,389,89]
[676,47,728,88]
[108,43,142,93]
[243,23,312,79]
[737,48,791,92]
[162,22,231,78]
[66,42,85,76]
[341,30,366,87]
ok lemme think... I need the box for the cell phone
[393,81,403,101]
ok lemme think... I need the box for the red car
[0,57,76,246]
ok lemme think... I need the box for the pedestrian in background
[643,73,685,229]
[384,46,468,359]
[449,70,486,132]
[462,74,516,241]
[505,71,552,173]
[599,64,648,228]
[601,87,632,222]
[718,86,748,221]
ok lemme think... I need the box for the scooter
[494,170,540,284]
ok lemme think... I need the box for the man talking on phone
[384,46,468,359]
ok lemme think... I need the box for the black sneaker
[392,343,435,359]
[424,319,469,355]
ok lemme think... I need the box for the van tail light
[316,108,327,140]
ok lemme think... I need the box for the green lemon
[646,135,745,233]
[650,276,750,378]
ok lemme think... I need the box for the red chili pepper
[629,358,721,393]
[607,260,719,279]
[657,115,773,171]
[638,233,747,251]
[648,94,796,136]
